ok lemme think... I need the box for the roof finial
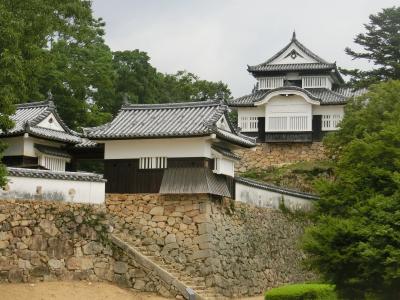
[292,30,296,41]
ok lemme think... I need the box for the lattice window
[258,77,284,90]
[139,157,167,169]
[302,76,329,88]
[38,155,67,171]
[322,114,343,130]
[239,116,258,132]
[267,115,309,131]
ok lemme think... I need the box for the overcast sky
[92,0,399,97]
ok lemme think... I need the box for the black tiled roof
[7,167,106,182]
[248,63,336,72]
[235,177,319,200]
[228,86,359,107]
[211,145,241,160]
[84,101,256,148]
[247,33,344,84]
[0,101,82,144]
[160,168,231,197]
[34,144,71,159]
[248,33,331,71]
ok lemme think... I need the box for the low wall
[106,194,316,297]
[2,168,105,204]
[235,177,316,211]
[0,199,181,298]
[235,142,326,172]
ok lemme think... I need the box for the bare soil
[0,281,265,300]
[0,281,167,300]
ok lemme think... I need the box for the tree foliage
[110,50,230,114]
[341,7,400,88]
[302,81,400,300]
[0,0,115,129]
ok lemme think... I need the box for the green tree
[341,7,400,88]
[303,81,400,299]
[111,50,231,112]
[0,0,115,129]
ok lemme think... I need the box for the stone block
[29,235,47,251]
[8,268,24,283]
[165,233,176,244]
[0,241,9,249]
[149,207,164,216]
[190,249,212,260]
[114,261,128,274]
[0,214,8,222]
[133,279,146,290]
[48,259,64,269]
[193,214,208,223]
[39,220,59,237]
[82,241,103,255]
[31,265,50,277]
[66,257,93,271]
[12,226,32,237]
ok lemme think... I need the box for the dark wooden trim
[264,132,313,143]
[312,115,323,141]
[103,157,216,194]
[2,156,38,168]
[257,117,265,142]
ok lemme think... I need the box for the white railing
[139,157,167,169]
[258,77,284,90]
[302,76,329,88]
[39,155,67,172]
[239,116,258,132]
[322,114,342,130]
[267,115,309,131]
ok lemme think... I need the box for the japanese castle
[229,32,364,143]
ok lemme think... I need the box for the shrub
[264,284,337,300]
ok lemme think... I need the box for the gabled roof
[0,101,82,144]
[228,86,361,107]
[247,32,343,83]
[84,101,256,148]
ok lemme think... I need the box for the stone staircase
[111,234,226,300]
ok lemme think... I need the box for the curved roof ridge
[121,100,221,110]
[16,100,53,109]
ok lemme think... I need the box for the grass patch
[241,160,334,194]
[265,283,337,300]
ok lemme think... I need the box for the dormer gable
[37,113,65,132]
[258,32,331,66]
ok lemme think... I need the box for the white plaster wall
[235,182,313,211]
[313,105,345,115]
[4,176,105,204]
[266,96,312,114]
[24,137,63,157]
[2,137,25,156]
[103,137,212,159]
[265,96,312,131]
[216,115,231,132]
[37,113,65,131]
[237,106,265,118]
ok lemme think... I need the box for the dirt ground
[0,281,265,300]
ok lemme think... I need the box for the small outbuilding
[84,100,256,197]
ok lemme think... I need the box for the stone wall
[106,194,316,297]
[208,198,316,297]
[235,142,326,172]
[106,194,215,286]
[0,199,179,298]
